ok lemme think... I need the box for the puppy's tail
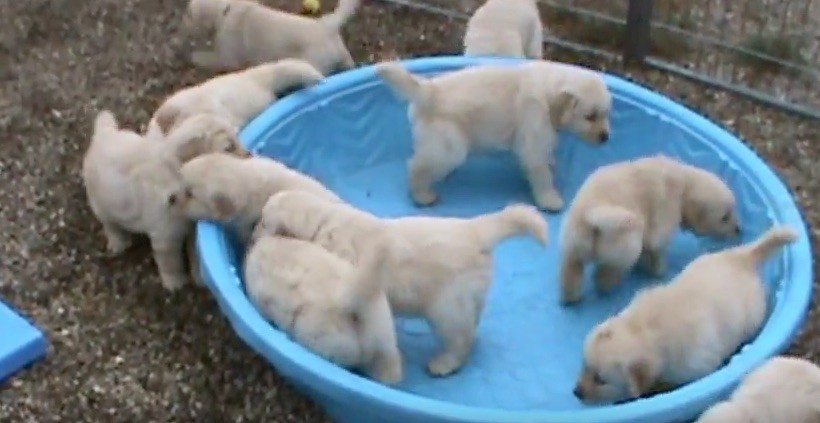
[318,0,360,32]
[375,62,433,109]
[338,233,396,314]
[93,110,119,135]
[735,225,798,264]
[583,205,642,234]
[248,59,325,95]
[473,204,549,251]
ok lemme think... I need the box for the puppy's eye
[592,372,606,385]
[585,111,598,121]
[720,211,732,223]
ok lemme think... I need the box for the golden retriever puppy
[254,189,549,376]
[463,0,544,59]
[82,111,248,290]
[162,113,251,161]
[559,155,741,305]
[574,225,798,404]
[696,356,820,423]
[244,232,403,384]
[172,152,340,243]
[375,60,611,211]
[180,0,359,74]
[145,59,324,140]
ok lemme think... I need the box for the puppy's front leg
[521,157,563,212]
[593,264,625,294]
[638,248,666,277]
[560,253,585,304]
[151,234,191,291]
[426,298,477,377]
[101,220,132,255]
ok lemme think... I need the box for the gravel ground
[0,0,817,421]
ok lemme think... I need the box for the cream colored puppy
[463,0,544,59]
[244,232,403,384]
[574,225,798,404]
[375,60,611,211]
[82,111,247,290]
[559,155,741,305]
[696,356,820,423]
[161,113,251,161]
[181,0,359,74]
[172,153,341,243]
[145,59,324,140]
[255,190,549,376]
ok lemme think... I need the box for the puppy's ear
[155,105,183,135]
[626,359,654,399]
[550,89,578,127]
[174,136,206,163]
[212,193,236,219]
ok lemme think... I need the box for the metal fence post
[624,0,653,64]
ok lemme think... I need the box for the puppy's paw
[534,190,564,212]
[105,237,132,256]
[593,265,623,293]
[411,189,439,207]
[560,291,582,306]
[370,359,403,385]
[426,354,462,377]
[639,250,666,277]
[190,51,220,70]
[160,273,190,292]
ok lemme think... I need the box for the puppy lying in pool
[696,355,820,423]
[463,0,544,59]
[559,155,741,305]
[173,152,341,244]
[82,111,249,291]
[145,59,324,140]
[574,225,798,404]
[181,0,359,75]
[375,60,611,212]
[254,189,549,376]
[244,230,403,384]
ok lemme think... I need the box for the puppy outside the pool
[172,152,341,244]
[574,225,798,404]
[375,60,611,212]
[244,230,404,385]
[145,58,324,141]
[695,355,820,423]
[180,0,359,75]
[559,154,742,305]
[255,189,549,377]
[82,111,249,291]
[463,0,544,59]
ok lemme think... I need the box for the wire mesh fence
[375,0,820,120]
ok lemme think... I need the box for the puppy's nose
[573,385,583,398]
[599,131,609,143]
[735,225,742,236]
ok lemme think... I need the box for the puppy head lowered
[550,66,612,145]
[167,114,251,163]
[681,166,740,238]
[171,153,245,221]
[575,317,659,404]
[182,0,230,38]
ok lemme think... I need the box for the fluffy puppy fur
[172,153,341,244]
[375,60,611,212]
[696,356,820,423]
[463,0,544,59]
[180,0,359,74]
[244,232,403,384]
[559,155,741,305]
[145,59,324,140]
[162,113,250,161]
[575,225,798,404]
[254,190,549,376]
[82,111,248,290]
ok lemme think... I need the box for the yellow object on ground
[302,0,321,15]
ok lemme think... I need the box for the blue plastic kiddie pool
[196,56,812,423]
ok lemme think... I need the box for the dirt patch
[0,0,816,422]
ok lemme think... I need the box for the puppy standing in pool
[574,225,798,404]
[559,155,741,304]
[696,355,820,422]
[82,111,249,291]
[244,230,403,384]
[172,152,341,244]
[255,190,549,376]
[375,60,611,212]
[180,0,359,75]
[463,0,544,59]
[145,59,324,141]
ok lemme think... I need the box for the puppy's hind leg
[191,50,231,72]
[593,263,627,294]
[638,248,666,278]
[560,251,585,305]
[150,233,191,291]
[101,220,132,256]
[425,283,483,377]
[407,121,469,206]
[515,99,562,211]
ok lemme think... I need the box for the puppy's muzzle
[573,384,584,399]
[598,131,609,143]
[734,224,741,236]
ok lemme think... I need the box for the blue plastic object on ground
[196,56,812,423]
[0,300,46,382]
